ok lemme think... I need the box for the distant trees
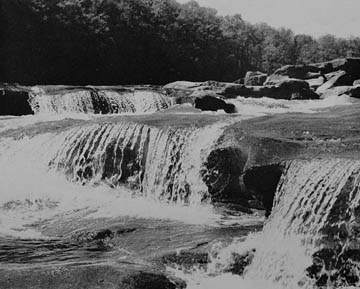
[1,0,360,85]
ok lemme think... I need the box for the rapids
[1,88,360,289]
[172,159,360,289]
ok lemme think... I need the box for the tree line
[1,0,360,85]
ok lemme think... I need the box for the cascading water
[28,87,173,114]
[48,121,224,204]
[0,120,226,237]
[173,159,360,289]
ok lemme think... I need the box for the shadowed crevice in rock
[202,144,285,214]
[242,164,284,217]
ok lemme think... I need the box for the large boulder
[244,71,267,86]
[312,57,360,77]
[353,79,360,86]
[220,79,319,100]
[162,81,203,90]
[194,93,236,113]
[164,80,319,101]
[322,86,360,99]
[316,71,358,95]
[264,64,321,86]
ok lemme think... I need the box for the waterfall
[178,159,360,289]
[29,87,173,114]
[0,121,223,205]
[241,159,360,288]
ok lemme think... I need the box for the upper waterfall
[29,87,174,114]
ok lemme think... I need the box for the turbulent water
[228,94,358,116]
[173,159,360,289]
[1,90,360,288]
[29,87,173,114]
[0,120,232,237]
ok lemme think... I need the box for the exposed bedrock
[264,58,360,99]
[164,79,319,101]
[203,102,360,213]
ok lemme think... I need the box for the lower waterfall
[173,159,360,289]
[0,121,229,237]
[47,121,224,204]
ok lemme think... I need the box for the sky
[177,0,360,38]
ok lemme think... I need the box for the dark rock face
[194,94,236,113]
[242,164,284,217]
[244,71,267,86]
[0,89,33,116]
[202,147,250,206]
[272,78,319,100]
[222,80,319,100]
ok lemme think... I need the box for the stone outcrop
[244,71,267,86]
[264,64,321,86]
[194,93,236,113]
[306,76,326,90]
[263,58,360,99]
[204,103,360,212]
[316,70,357,95]
[312,57,360,76]
[164,79,319,101]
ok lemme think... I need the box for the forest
[1,0,360,85]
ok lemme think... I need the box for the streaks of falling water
[174,159,360,289]
[48,121,224,204]
[28,88,173,114]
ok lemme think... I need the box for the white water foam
[0,121,259,238]
[228,94,358,116]
[29,88,173,114]
[170,159,360,289]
